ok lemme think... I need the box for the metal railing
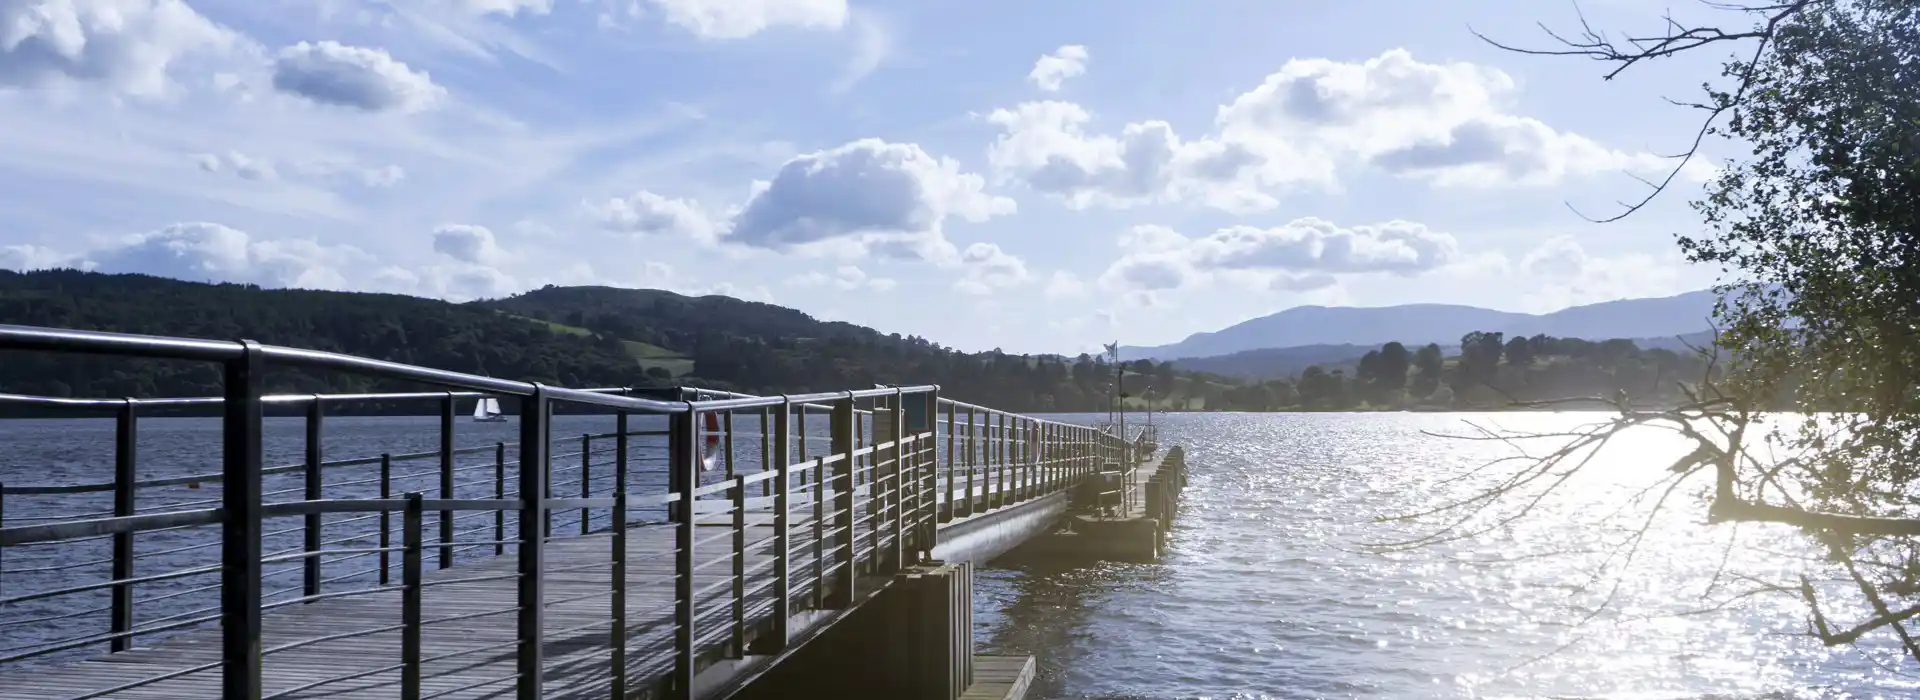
[0,323,1130,700]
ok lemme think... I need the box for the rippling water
[971,412,1917,700]
[3,411,1914,698]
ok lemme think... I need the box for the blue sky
[0,0,1737,354]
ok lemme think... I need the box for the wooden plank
[0,497,878,700]
[0,456,1072,700]
[958,656,1035,700]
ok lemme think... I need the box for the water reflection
[966,412,1918,700]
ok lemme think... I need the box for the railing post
[1017,417,1027,502]
[760,406,772,498]
[495,442,507,557]
[887,389,905,570]
[301,398,323,602]
[921,389,939,549]
[402,492,424,700]
[581,434,592,536]
[998,413,1009,508]
[966,409,976,516]
[943,400,956,523]
[111,400,137,651]
[439,394,455,569]
[669,407,697,699]
[762,397,792,652]
[730,414,747,659]
[826,394,856,608]
[516,388,550,700]
[0,482,6,603]
[222,340,265,700]
[380,453,393,584]
[611,412,629,699]
[806,402,821,606]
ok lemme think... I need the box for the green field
[512,314,696,377]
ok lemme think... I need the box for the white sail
[473,397,505,422]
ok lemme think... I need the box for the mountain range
[1125,289,1722,362]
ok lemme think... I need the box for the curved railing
[0,324,1136,700]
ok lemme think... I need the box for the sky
[0,0,1746,355]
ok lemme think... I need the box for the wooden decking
[959,656,1036,700]
[0,480,1042,700]
[0,519,805,700]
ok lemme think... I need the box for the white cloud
[1099,218,1458,294]
[1216,48,1713,188]
[988,49,1711,213]
[84,222,372,290]
[0,0,238,97]
[1510,235,1687,311]
[197,151,277,181]
[829,10,889,94]
[1028,44,1087,92]
[953,242,1027,295]
[649,0,848,39]
[271,41,445,113]
[1043,271,1088,299]
[726,138,1014,263]
[432,224,507,266]
[1,244,70,271]
[985,101,1273,212]
[703,280,775,303]
[591,190,718,241]
[1188,218,1458,274]
[787,264,895,292]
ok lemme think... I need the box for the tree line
[1203,332,1715,411]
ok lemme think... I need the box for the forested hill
[0,271,1203,412]
[0,270,648,400]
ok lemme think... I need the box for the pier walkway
[0,325,1162,700]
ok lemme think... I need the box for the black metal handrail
[0,323,1131,700]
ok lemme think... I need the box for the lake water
[971,412,1912,700]
[1,411,1912,698]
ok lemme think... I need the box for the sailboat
[472,396,507,423]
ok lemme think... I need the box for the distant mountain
[1169,344,1380,380]
[1127,290,1720,361]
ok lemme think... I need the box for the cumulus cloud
[1,244,71,271]
[1510,235,1687,310]
[1028,44,1087,91]
[953,242,1028,295]
[84,222,372,290]
[649,0,847,39]
[727,138,1014,262]
[431,224,507,266]
[1188,218,1458,274]
[985,101,1272,212]
[591,190,718,241]
[988,49,1711,212]
[1098,218,1458,294]
[0,0,237,97]
[271,41,445,113]
[1216,48,1712,187]
[787,264,896,292]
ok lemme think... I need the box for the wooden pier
[0,324,1176,700]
